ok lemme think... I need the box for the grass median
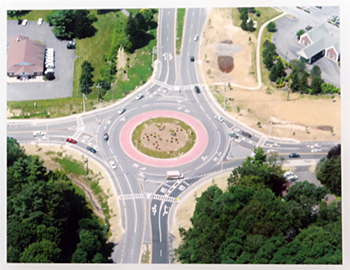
[176,8,186,55]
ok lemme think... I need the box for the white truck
[166,170,184,180]
[33,131,46,136]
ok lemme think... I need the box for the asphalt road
[7,20,75,101]
[6,7,340,264]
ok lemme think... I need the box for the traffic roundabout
[119,110,208,167]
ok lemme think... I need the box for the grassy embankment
[176,8,186,55]
[8,9,157,118]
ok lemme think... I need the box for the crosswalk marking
[119,193,144,200]
[151,194,176,203]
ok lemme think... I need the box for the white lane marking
[104,125,107,130]
[152,204,157,216]
[163,205,169,216]
[160,250,162,256]
[124,172,138,234]
[109,148,113,154]
[158,201,164,242]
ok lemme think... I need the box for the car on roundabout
[109,160,117,169]
[103,133,109,141]
[87,146,96,154]
[289,153,300,158]
[136,94,144,100]
[118,107,126,115]
[66,138,77,144]
[214,115,224,122]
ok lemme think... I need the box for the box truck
[166,171,184,180]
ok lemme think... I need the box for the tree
[327,144,341,160]
[263,53,274,70]
[296,29,305,39]
[20,240,61,263]
[50,10,97,40]
[310,65,322,78]
[269,59,286,82]
[316,157,341,196]
[267,21,277,32]
[45,72,55,81]
[299,72,309,92]
[80,60,94,95]
[311,77,323,94]
[290,59,306,75]
[247,19,255,32]
[7,137,26,167]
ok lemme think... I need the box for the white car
[33,131,46,136]
[38,18,43,25]
[109,160,117,169]
[118,107,126,114]
[136,94,144,100]
[214,115,224,122]
[194,35,199,41]
[21,19,28,26]
[283,171,294,178]
[267,149,278,154]
[287,174,298,182]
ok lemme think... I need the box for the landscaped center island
[131,117,196,159]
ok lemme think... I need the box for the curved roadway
[6,8,339,264]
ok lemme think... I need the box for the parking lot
[7,20,76,101]
[273,6,340,87]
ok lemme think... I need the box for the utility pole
[97,83,102,103]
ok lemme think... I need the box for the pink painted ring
[119,110,208,167]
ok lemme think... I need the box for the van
[44,69,55,74]
[33,131,46,136]
[166,171,184,180]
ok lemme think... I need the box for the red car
[66,138,77,144]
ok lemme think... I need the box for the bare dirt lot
[199,8,340,141]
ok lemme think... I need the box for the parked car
[305,25,312,31]
[214,115,224,122]
[87,146,96,153]
[21,19,28,26]
[287,174,298,181]
[118,107,126,115]
[103,133,109,141]
[38,18,43,25]
[229,132,239,139]
[17,19,22,25]
[289,153,300,158]
[67,40,76,49]
[283,171,294,178]
[109,160,117,169]
[267,149,278,154]
[44,69,55,74]
[190,56,195,62]
[66,138,77,144]
[194,35,199,41]
[136,94,144,100]
[194,86,200,93]
[242,131,252,138]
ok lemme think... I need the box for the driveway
[7,20,75,101]
[273,8,340,88]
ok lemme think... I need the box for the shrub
[256,10,260,17]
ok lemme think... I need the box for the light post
[82,93,87,113]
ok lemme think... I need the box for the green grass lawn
[176,8,186,55]
[231,8,283,39]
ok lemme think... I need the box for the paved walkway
[119,110,208,167]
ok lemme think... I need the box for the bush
[267,21,277,32]
[256,10,260,17]
[321,83,340,94]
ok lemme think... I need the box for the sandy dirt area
[199,8,340,141]
[21,143,123,244]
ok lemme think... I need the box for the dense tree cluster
[262,40,277,70]
[238,8,256,32]
[80,60,95,95]
[175,148,342,264]
[7,10,30,18]
[7,138,111,263]
[316,145,341,197]
[123,9,157,53]
[48,10,97,40]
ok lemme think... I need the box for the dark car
[104,133,109,141]
[87,146,97,154]
[289,153,300,158]
[242,131,252,138]
[190,56,195,62]
[67,40,76,49]
[229,132,239,139]
[305,25,313,31]
[17,19,22,25]
[194,86,200,93]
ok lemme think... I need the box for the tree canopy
[7,138,111,263]
[175,148,341,264]
[50,10,97,40]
